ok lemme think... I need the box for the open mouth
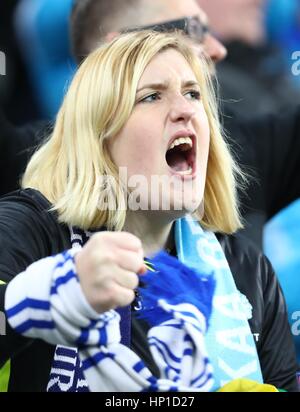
[165,136,196,176]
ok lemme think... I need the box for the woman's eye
[139,92,161,103]
[185,90,201,100]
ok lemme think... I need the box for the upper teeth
[169,137,192,150]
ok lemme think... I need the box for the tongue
[166,151,189,172]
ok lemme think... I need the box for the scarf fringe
[137,251,215,330]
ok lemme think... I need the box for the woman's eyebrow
[182,80,200,89]
[137,80,200,93]
[137,82,169,93]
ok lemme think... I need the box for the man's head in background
[70,0,227,64]
[196,0,267,45]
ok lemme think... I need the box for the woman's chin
[168,195,203,215]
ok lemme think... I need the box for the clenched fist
[74,232,146,313]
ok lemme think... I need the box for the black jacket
[0,109,49,195]
[217,41,300,119]
[222,105,300,248]
[0,189,298,391]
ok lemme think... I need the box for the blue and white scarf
[5,215,262,391]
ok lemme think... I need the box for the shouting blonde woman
[0,31,297,392]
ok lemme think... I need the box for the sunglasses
[122,16,210,44]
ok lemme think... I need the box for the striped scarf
[5,218,216,392]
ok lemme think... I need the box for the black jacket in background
[217,41,300,119]
[222,105,300,247]
[0,109,49,195]
[0,189,298,391]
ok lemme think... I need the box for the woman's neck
[123,211,175,257]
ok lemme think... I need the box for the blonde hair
[22,30,244,233]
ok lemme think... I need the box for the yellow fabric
[0,361,10,392]
[0,279,10,391]
[217,378,278,392]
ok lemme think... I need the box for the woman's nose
[169,95,196,123]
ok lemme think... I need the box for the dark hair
[70,0,140,63]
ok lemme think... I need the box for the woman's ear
[105,31,120,42]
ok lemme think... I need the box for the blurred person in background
[197,0,300,362]
[264,0,300,365]
[0,0,40,124]
[197,0,300,118]
[0,0,50,195]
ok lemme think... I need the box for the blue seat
[15,0,76,119]
[264,199,300,364]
